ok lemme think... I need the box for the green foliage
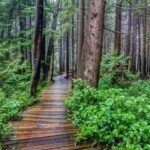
[100,51,138,88]
[0,61,45,140]
[58,0,77,36]
[65,53,149,148]
[65,78,150,149]
[0,0,35,141]
[128,80,150,98]
[0,0,47,140]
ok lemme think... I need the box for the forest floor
[2,76,96,150]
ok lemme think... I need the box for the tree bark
[141,0,147,77]
[77,0,84,77]
[59,37,63,74]
[66,31,70,79]
[126,4,132,57]
[82,0,106,87]
[44,1,59,80]
[114,2,122,55]
[41,0,46,81]
[71,0,75,72]
[131,12,138,72]
[30,0,44,96]
[19,1,26,63]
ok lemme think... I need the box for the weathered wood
[3,76,94,149]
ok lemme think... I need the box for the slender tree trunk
[141,0,147,77]
[126,4,132,57]
[1,28,4,39]
[72,0,75,73]
[19,2,26,63]
[114,2,122,55]
[44,1,59,80]
[62,35,66,73]
[30,0,44,96]
[29,13,32,68]
[137,13,141,73]
[41,1,46,81]
[66,31,70,79]
[77,0,84,77]
[51,47,55,82]
[131,11,138,72]
[59,38,63,74]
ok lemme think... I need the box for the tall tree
[19,0,26,63]
[71,0,75,72]
[114,1,122,55]
[141,0,147,77]
[41,0,46,81]
[77,0,84,77]
[82,0,106,87]
[131,2,138,72]
[30,0,44,96]
[66,31,70,79]
[59,37,64,74]
[126,4,132,57]
[44,1,59,81]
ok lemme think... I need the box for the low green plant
[100,51,138,88]
[65,52,150,149]
[65,79,150,149]
[128,80,150,98]
[0,60,48,140]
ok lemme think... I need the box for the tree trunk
[51,46,55,82]
[126,4,132,57]
[77,0,84,77]
[44,1,59,80]
[30,0,44,96]
[131,8,138,72]
[141,0,147,77]
[59,37,63,74]
[1,28,4,39]
[114,2,122,55]
[71,0,75,72]
[137,13,141,73]
[19,1,26,63]
[66,31,70,79]
[82,0,106,87]
[41,1,46,81]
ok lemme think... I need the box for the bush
[0,61,43,140]
[128,80,150,98]
[65,79,150,149]
[100,51,138,88]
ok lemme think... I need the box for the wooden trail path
[3,76,95,150]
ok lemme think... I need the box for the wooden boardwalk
[3,76,95,150]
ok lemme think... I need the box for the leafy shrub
[128,80,150,98]
[100,51,138,88]
[65,79,150,149]
[0,61,46,140]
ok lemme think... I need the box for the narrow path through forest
[3,76,95,150]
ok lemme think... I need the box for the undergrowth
[65,52,150,149]
[0,61,48,141]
